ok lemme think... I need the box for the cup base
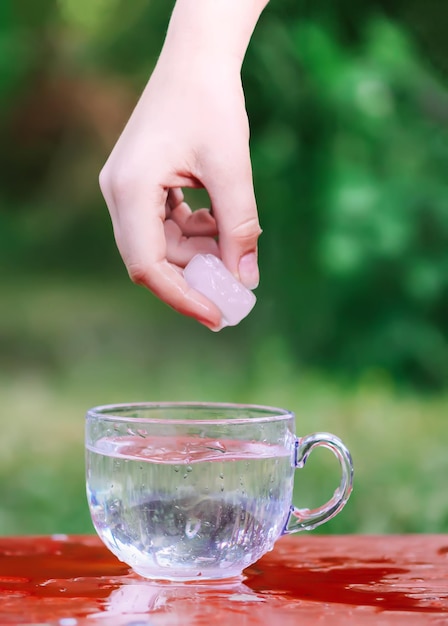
[131,564,244,583]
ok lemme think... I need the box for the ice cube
[184,254,256,329]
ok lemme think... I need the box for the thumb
[205,159,262,290]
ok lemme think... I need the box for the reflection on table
[1,534,448,625]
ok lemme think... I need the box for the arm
[99,0,269,329]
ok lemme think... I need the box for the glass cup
[85,402,353,581]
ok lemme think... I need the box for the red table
[1,534,448,625]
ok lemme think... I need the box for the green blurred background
[1,0,447,536]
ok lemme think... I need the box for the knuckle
[98,165,111,195]
[111,172,136,205]
[101,164,138,207]
[127,262,147,286]
[229,216,262,243]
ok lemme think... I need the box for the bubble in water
[185,518,201,538]
[206,441,227,454]
[219,473,224,480]
[173,465,180,473]
[186,466,193,473]
[109,499,120,512]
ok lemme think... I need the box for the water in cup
[86,435,293,580]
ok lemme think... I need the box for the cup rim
[85,402,294,425]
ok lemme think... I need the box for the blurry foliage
[246,4,448,388]
[0,0,447,388]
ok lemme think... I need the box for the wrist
[163,0,269,69]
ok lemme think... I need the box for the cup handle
[283,432,354,534]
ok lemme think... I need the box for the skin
[99,0,269,330]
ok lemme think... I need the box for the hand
[99,46,261,330]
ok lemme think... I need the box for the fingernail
[196,312,225,332]
[208,322,226,332]
[201,319,226,332]
[238,252,259,290]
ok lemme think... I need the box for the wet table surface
[1,534,448,625]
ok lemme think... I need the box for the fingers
[204,149,261,290]
[169,205,218,238]
[100,174,222,328]
[133,257,222,329]
[165,188,220,264]
[164,219,219,266]
[167,188,218,238]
